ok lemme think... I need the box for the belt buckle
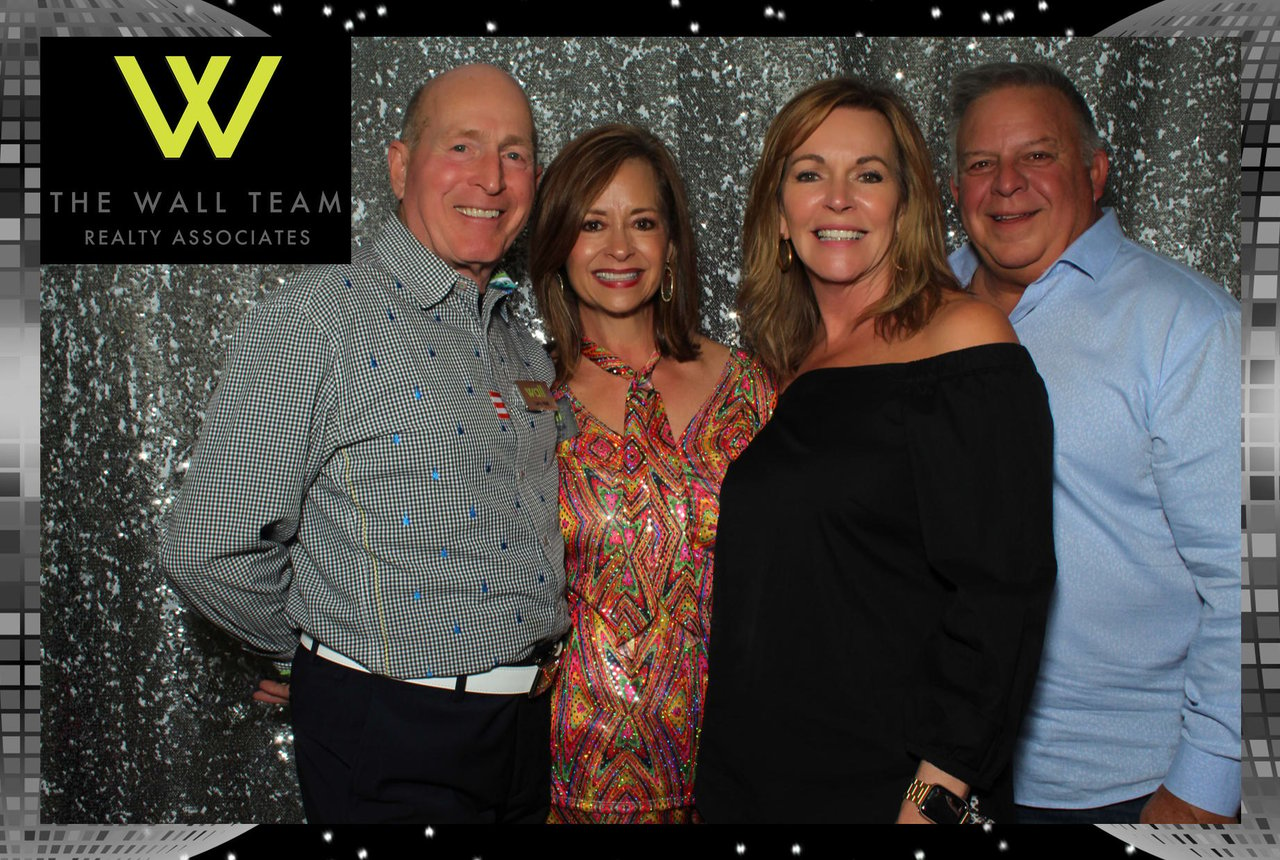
[528,639,565,698]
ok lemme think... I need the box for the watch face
[920,785,969,824]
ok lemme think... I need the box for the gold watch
[903,778,991,824]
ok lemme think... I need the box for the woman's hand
[253,678,291,705]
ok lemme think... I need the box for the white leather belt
[300,633,538,695]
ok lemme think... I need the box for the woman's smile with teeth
[594,269,642,284]
[816,229,866,240]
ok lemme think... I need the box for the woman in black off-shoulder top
[694,78,1056,824]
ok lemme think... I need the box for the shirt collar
[1049,207,1123,283]
[374,215,514,320]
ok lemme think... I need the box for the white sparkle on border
[1125,848,1136,857]
[671,0,680,6]
[931,6,941,18]
[322,4,332,14]
[915,852,926,860]
[487,20,498,31]
[227,854,235,860]
[736,845,746,856]
[791,846,802,857]
[982,822,993,832]
[765,5,775,15]
[981,10,991,22]
[344,18,354,30]
[690,21,700,32]
[1003,8,1014,20]
[357,10,367,20]
[424,827,435,838]
[894,69,905,80]
[357,850,368,860]
[377,4,387,15]
[323,832,333,843]
[777,10,785,20]
[998,841,1008,852]
[271,3,281,14]
[1038,0,1048,8]
[1065,27,1074,35]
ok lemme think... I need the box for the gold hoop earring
[661,265,674,303]
[778,238,794,272]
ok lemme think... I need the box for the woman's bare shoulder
[923,292,1018,352]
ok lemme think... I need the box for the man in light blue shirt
[946,61,1240,824]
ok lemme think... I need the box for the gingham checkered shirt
[161,216,568,680]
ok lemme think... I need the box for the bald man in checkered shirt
[161,64,569,824]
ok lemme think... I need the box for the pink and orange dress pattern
[548,342,775,822]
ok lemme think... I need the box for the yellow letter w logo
[115,55,281,159]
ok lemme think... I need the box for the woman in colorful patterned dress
[528,124,775,823]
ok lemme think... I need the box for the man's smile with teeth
[816,229,866,240]
[456,206,501,218]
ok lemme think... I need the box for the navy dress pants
[290,643,552,824]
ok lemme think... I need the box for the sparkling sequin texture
[548,345,775,818]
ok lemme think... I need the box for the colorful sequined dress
[549,342,775,822]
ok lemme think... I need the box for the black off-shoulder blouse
[695,342,1056,823]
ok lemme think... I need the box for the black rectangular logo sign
[42,38,351,264]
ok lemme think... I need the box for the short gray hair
[948,61,1105,174]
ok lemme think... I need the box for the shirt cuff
[1163,739,1241,817]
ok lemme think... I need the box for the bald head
[401,64,537,157]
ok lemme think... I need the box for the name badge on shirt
[515,380,558,412]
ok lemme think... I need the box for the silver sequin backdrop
[40,36,1237,822]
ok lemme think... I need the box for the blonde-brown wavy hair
[529,124,701,385]
[739,78,959,379]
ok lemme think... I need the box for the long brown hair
[530,124,700,385]
[738,78,959,379]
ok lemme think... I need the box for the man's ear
[949,175,960,206]
[387,140,409,200]
[1088,149,1109,203]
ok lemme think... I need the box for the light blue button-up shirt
[951,209,1241,815]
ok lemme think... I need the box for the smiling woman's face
[565,157,673,322]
